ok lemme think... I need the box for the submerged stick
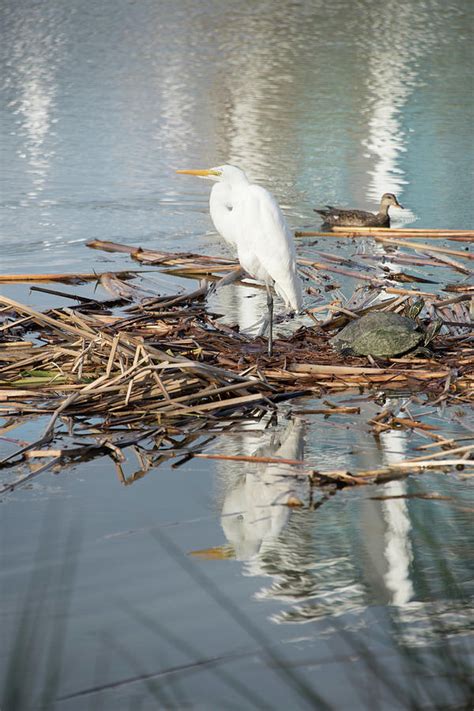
[194,453,306,466]
[0,455,62,494]
[295,406,361,415]
[349,458,473,479]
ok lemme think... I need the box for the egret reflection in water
[219,418,308,564]
[191,412,431,626]
[190,418,310,565]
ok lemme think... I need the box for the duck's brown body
[315,193,403,228]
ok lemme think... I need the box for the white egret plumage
[176,165,303,356]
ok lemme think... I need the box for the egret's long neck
[209,182,237,247]
[208,171,250,247]
[229,171,250,189]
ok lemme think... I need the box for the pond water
[0,0,473,709]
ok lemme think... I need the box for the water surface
[0,0,473,708]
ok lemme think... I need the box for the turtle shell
[331,311,423,357]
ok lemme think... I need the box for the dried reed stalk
[0,270,139,283]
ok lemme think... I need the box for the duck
[315,193,403,228]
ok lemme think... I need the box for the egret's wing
[238,186,302,311]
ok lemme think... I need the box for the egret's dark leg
[266,284,274,357]
[207,267,245,296]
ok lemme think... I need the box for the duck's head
[380,193,404,209]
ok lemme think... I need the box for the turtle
[331,311,440,358]
[315,193,403,228]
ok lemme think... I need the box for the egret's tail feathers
[275,274,303,314]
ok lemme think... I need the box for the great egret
[176,165,303,356]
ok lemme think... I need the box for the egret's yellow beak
[176,169,221,177]
[188,545,235,560]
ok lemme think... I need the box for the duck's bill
[396,201,405,209]
[176,169,220,177]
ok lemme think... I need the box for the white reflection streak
[12,30,57,201]
[363,49,414,202]
[159,64,196,156]
[8,9,69,201]
[227,67,270,176]
[361,0,440,212]
[16,72,54,198]
[380,429,414,606]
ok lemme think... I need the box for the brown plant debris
[0,239,472,491]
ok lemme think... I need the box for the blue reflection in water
[0,0,472,272]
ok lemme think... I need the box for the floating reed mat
[0,244,472,486]
[86,237,473,288]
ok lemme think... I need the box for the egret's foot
[274,312,293,325]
